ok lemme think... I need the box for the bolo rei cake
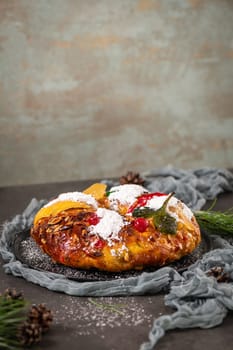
[30,183,201,272]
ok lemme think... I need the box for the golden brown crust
[31,204,201,272]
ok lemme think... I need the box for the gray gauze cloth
[1,167,233,350]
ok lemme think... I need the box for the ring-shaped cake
[30,183,201,272]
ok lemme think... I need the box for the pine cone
[3,288,24,300]
[28,304,53,333]
[206,266,231,283]
[119,171,145,186]
[18,321,42,346]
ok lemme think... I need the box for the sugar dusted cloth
[1,167,233,349]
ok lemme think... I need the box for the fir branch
[194,210,233,236]
[0,289,53,349]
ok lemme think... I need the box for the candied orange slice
[83,183,107,200]
[34,200,91,225]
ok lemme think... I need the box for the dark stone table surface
[0,179,233,350]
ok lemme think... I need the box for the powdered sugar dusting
[108,184,148,210]
[89,208,126,244]
[181,202,194,220]
[44,192,98,209]
[146,195,172,211]
[110,243,128,257]
[146,194,193,221]
[53,296,156,337]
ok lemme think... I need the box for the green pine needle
[88,298,125,315]
[0,296,28,349]
[194,209,233,236]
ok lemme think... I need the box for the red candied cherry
[132,218,149,232]
[88,213,100,225]
[94,239,105,250]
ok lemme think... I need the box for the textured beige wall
[0,0,233,186]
